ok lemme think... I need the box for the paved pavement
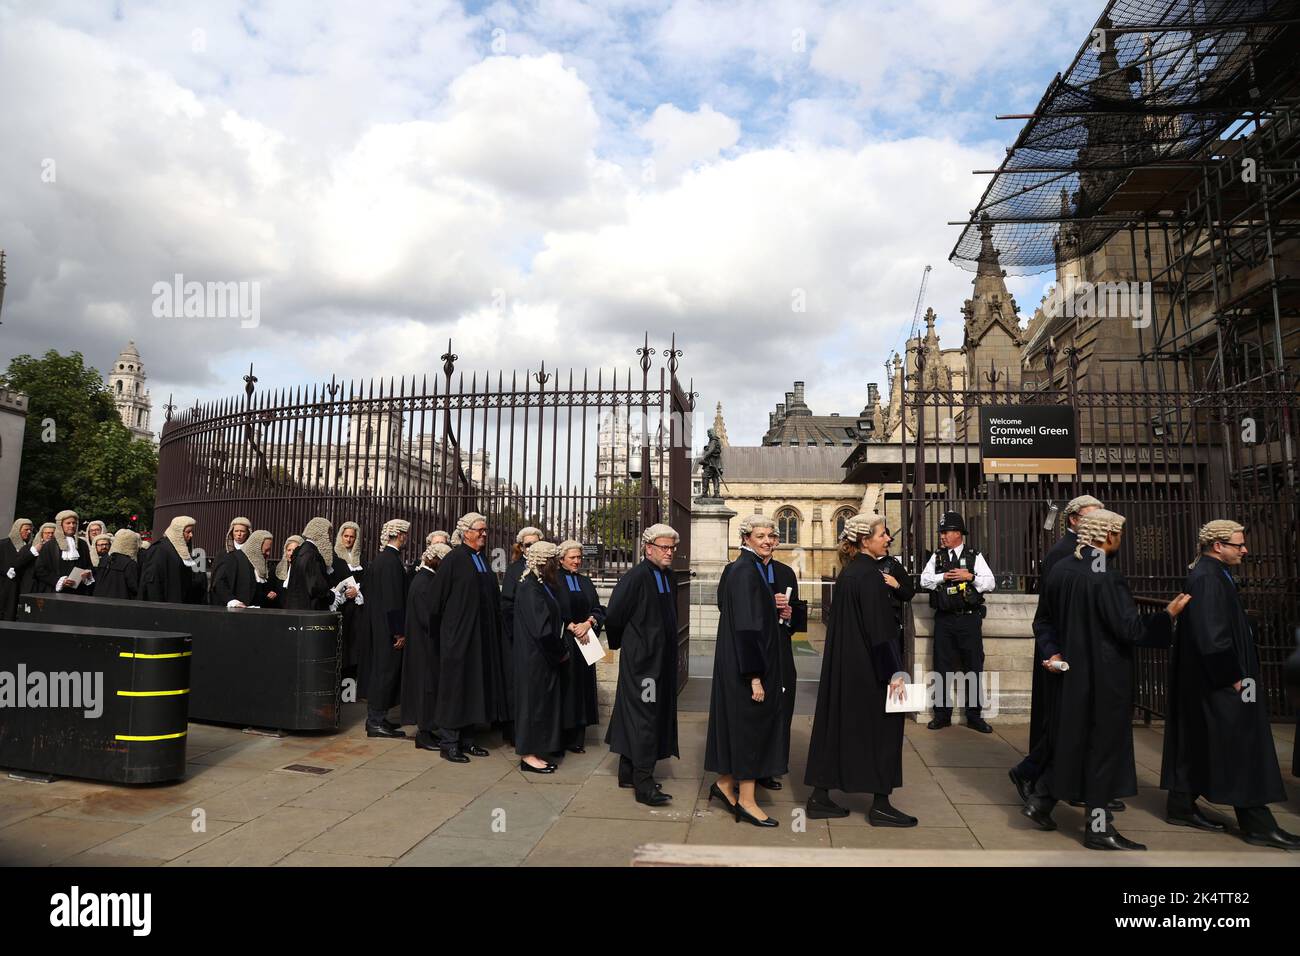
[0,694,1296,866]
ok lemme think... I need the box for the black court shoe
[734,802,778,828]
[708,782,737,808]
[519,759,556,775]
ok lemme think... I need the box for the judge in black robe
[361,520,409,738]
[499,528,544,745]
[513,543,568,771]
[141,515,207,604]
[32,510,93,595]
[706,522,787,826]
[604,524,680,805]
[268,536,300,609]
[329,521,366,676]
[555,541,604,753]
[1026,512,1186,849]
[0,519,36,620]
[209,530,274,607]
[21,524,54,598]
[209,516,252,595]
[400,543,448,746]
[94,530,142,601]
[425,513,507,760]
[283,518,339,612]
[1160,523,1298,849]
[804,516,914,826]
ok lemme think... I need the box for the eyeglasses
[1220,541,1247,550]
[649,543,678,552]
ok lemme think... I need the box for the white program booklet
[884,683,926,713]
[576,634,606,666]
[66,567,94,586]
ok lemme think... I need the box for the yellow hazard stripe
[116,689,190,697]
[114,731,188,742]
[119,651,192,659]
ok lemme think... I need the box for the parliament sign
[979,406,1078,475]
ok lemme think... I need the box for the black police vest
[929,547,986,614]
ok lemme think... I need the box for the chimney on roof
[776,402,786,419]
[793,381,805,404]
[868,383,879,406]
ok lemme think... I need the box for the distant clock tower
[109,341,154,442]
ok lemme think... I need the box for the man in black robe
[361,519,409,739]
[1160,520,1299,849]
[284,517,347,612]
[556,539,604,754]
[95,529,142,600]
[401,542,448,748]
[1024,510,1189,849]
[209,530,274,607]
[499,526,543,747]
[1010,494,1103,803]
[0,518,35,620]
[805,515,914,825]
[141,515,207,603]
[605,522,681,806]
[425,512,507,761]
[209,516,251,593]
[759,533,806,791]
[330,521,366,677]
[707,517,787,825]
[33,509,93,595]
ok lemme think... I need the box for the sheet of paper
[66,567,94,586]
[884,683,925,713]
[576,633,606,666]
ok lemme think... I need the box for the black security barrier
[0,620,190,783]
[17,594,341,732]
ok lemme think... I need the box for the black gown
[1028,531,1077,754]
[425,544,509,729]
[95,553,140,601]
[399,567,439,730]
[208,550,271,606]
[360,546,406,712]
[499,557,526,722]
[769,559,807,771]
[329,557,366,669]
[1041,547,1172,805]
[557,570,604,735]
[805,552,904,794]
[283,542,333,611]
[141,541,206,604]
[513,575,567,755]
[706,554,787,780]
[32,537,93,594]
[1159,558,1286,807]
[877,553,915,633]
[1,538,38,620]
[604,559,679,766]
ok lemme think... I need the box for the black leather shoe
[619,780,663,791]
[366,722,406,738]
[381,718,403,732]
[1085,830,1146,851]
[1242,827,1300,850]
[966,717,994,734]
[463,744,489,757]
[1008,767,1034,804]
[567,745,586,754]
[927,718,951,730]
[414,732,439,752]
[1069,799,1125,811]
[636,791,672,807]
[806,796,850,819]
[441,747,470,763]
[1021,803,1057,831]
[708,782,737,808]
[868,805,918,828]
[756,776,783,791]
[734,802,778,827]
[519,759,556,774]
[1168,807,1227,832]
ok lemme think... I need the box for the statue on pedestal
[697,428,723,501]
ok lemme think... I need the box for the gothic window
[776,507,800,545]
[115,380,122,394]
[834,507,857,539]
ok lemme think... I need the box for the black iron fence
[154,335,695,676]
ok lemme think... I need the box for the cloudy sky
[0,0,1096,446]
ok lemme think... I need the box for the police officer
[921,512,995,732]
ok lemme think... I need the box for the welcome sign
[979,405,1078,475]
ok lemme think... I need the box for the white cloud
[638,103,741,182]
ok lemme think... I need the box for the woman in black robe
[20,523,54,598]
[555,540,604,753]
[269,536,301,608]
[706,517,786,826]
[1160,520,1298,849]
[94,530,142,600]
[329,521,366,675]
[0,518,36,620]
[805,514,914,826]
[284,517,338,611]
[499,527,543,746]
[33,509,93,594]
[141,515,207,604]
[513,542,568,773]
[401,542,448,748]
[767,548,807,791]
